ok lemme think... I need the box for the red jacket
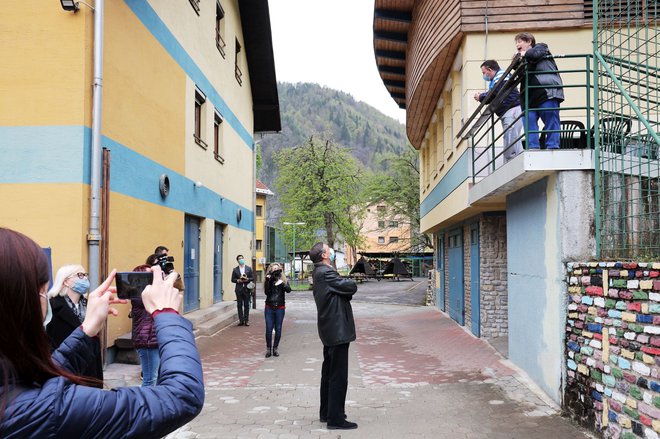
[131,300,157,349]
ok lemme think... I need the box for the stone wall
[480,215,508,338]
[564,262,660,439]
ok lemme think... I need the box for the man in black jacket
[309,242,358,430]
[231,254,254,326]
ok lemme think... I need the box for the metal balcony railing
[459,54,596,183]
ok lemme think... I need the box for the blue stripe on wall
[420,150,470,218]
[124,0,254,149]
[0,126,252,231]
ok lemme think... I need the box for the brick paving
[105,279,595,438]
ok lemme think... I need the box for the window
[188,0,200,15]
[378,220,385,228]
[256,240,262,251]
[378,236,385,244]
[235,39,243,86]
[389,236,399,243]
[215,2,226,58]
[194,88,207,149]
[389,220,398,228]
[213,112,224,162]
[256,205,263,217]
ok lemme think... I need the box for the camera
[116,271,154,300]
[156,254,175,275]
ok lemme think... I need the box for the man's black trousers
[320,343,350,423]
[236,289,251,323]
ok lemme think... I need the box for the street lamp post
[283,222,306,280]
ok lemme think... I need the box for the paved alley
[108,279,594,438]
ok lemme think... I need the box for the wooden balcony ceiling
[373,0,414,110]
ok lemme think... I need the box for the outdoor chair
[540,120,587,149]
[589,116,632,153]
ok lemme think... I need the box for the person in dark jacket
[130,264,159,386]
[0,227,204,438]
[231,254,254,326]
[309,242,358,430]
[46,264,103,385]
[474,59,523,161]
[263,263,291,358]
[515,32,565,149]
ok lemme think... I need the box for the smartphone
[115,271,153,300]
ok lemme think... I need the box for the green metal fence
[594,0,660,258]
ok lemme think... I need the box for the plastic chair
[540,120,587,149]
[590,116,632,153]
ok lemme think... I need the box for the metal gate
[436,233,445,311]
[594,0,660,258]
[470,223,480,337]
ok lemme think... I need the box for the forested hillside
[259,82,409,191]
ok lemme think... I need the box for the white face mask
[41,293,52,327]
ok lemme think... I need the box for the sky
[268,0,407,125]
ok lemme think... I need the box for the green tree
[364,147,431,251]
[273,135,364,250]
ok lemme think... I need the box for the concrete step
[185,302,234,328]
[195,306,238,336]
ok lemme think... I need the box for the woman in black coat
[263,263,291,358]
[46,264,103,385]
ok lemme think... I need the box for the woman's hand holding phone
[142,266,183,314]
[82,269,127,337]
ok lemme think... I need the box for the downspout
[251,138,259,308]
[88,0,104,290]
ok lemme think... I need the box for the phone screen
[115,271,153,300]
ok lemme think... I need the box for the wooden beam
[378,65,405,75]
[390,92,406,99]
[374,8,412,23]
[384,79,406,88]
[374,31,408,43]
[375,49,406,60]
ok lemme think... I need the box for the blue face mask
[329,248,336,262]
[71,278,90,295]
[483,74,490,81]
[238,259,245,265]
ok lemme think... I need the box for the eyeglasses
[68,272,89,279]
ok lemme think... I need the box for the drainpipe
[251,138,259,308]
[88,0,104,290]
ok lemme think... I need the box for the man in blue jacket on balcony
[474,59,523,162]
[515,32,565,149]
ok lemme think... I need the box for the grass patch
[290,283,312,291]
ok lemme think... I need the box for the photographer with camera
[231,254,254,326]
[149,247,185,293]
[263,263,291,358]
[0,228,204,438]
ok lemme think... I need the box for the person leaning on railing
[473,59,524,162]
[515,32,565,149]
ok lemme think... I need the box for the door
[213,222,224,303]
[436,234,445,311]
[470,223,480,337]
[183,215,201,312]
[448,229,464,325]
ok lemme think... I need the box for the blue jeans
[526,99,561,149]
[264,306,285,348]
[137,348,160,387]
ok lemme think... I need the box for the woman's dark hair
[0,228,89,418]
[145,254,159,266]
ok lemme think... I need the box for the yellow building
[0,1,279,356]
[359,203,412,254]
[255,179,274,282]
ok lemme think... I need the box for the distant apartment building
[0,0,279,356]
[360,203,412,253]
[255,179,274,282]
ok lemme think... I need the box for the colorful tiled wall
[565,262,660,439]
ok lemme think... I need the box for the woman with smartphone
[0,228,204,438]
[263,263,291,358]
[46,264,103,385]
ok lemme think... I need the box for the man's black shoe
[237,321,244,326]
[320,414,346,423]
[327,420,357,430]
[244,321,250,327]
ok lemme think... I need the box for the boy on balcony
[515,32,565,149]
[474,60,523,162]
